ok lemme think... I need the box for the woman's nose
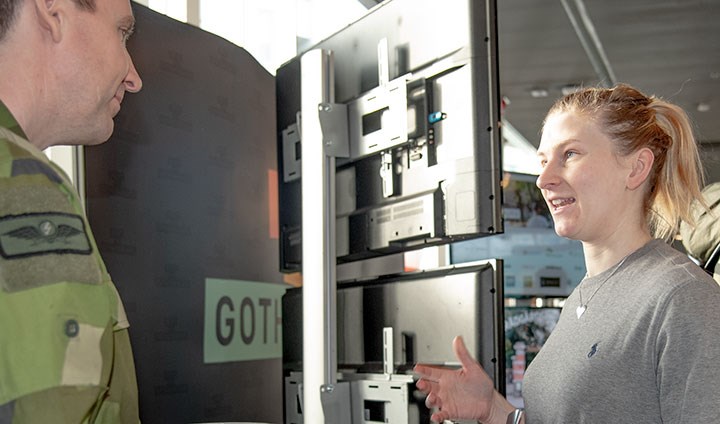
[536,162,558,190]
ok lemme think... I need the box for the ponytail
[646,99,705,240]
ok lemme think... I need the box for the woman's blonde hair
[545,84,706,241]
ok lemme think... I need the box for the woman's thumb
[453,335,477,369]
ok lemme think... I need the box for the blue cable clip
[428,111,447,124]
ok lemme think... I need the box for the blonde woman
[415,84,720,423]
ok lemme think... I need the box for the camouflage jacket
[0,100,138,423]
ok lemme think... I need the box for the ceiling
[361,0,720,147]
[497,0,720,147]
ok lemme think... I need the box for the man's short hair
[0,0,96,42]
[74,0,97,12]
[0,0,22,41]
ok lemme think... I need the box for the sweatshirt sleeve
[655,278,720,423]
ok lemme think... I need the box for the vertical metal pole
[73,146,86,210]
[186,0,201,27]
[560,0,616,87]
[300,48,337,424]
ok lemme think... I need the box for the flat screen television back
[282,260,504,380]
[276,0,502,272]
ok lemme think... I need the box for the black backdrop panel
[85,5,282,423]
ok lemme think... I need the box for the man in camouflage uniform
[0,0,142,422]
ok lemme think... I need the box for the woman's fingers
[416,377,429,392]
[414,363,445,381]
[431,409,451,423]
[425,392,435,409]
[416,376,440,394]
[426,392,451,423]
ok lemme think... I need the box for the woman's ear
[34,0,66,43]
[627,147,655,190]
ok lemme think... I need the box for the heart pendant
[576,305,586,319]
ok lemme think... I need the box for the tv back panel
[276,0,502,271]
[282,260,505,385]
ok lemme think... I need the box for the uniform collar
[0,99,29,140]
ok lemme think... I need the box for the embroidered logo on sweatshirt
[587,343,599,358]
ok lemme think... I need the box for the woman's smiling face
[536,110,636,243]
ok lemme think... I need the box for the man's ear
[34,0,66,43]
[627,147,655,191]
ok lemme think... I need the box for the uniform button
[65,319,79,338]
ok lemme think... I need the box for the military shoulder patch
[0,212,91,259]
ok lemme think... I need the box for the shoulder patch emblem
[0,212,91,259]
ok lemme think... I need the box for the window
[139,0,368,74]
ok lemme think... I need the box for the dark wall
[85,4,282,423]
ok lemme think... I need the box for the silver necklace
[576,256,629,319]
